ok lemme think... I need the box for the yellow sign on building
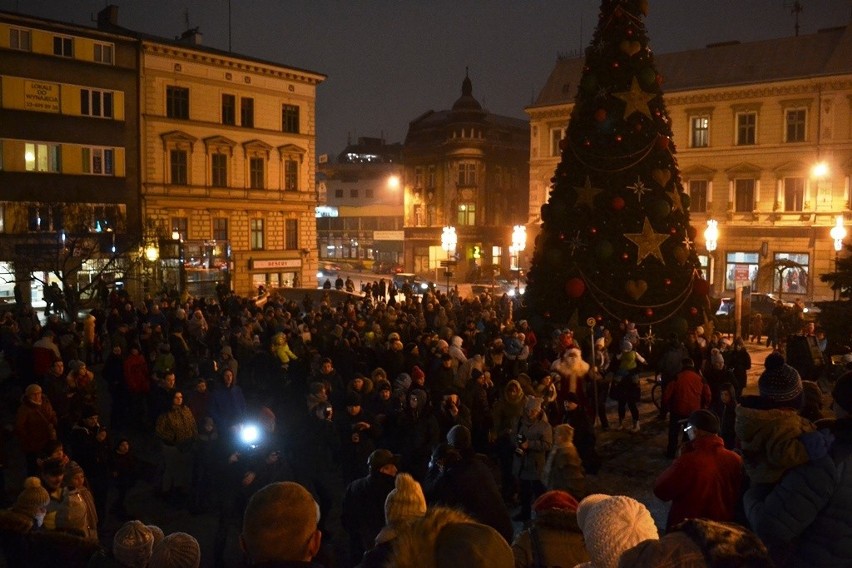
[23,80,60,112]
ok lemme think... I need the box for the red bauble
[583,139,592,148]
[645,308,654,317]
[615,134,623,143]
[664,278,672,286]
[565,277,586,298]
[559,232,566,241]
[594,109,607,122]
[670,227,678,235]
[596,315,603,322]
[589,227,598,235]
[693,279,710,297]
[690,307,699,316]
[612,62,620,69]
[626,28,634,37]
[634,123,643,132]
[611,196,625,211]
[622,252,630,261]
[656,135,670,150]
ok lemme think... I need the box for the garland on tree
[525,0,711,336]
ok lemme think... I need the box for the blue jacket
[744,416,852,567]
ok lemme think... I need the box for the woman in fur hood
[392,506,514,568]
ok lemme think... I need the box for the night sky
[4,0,850,156]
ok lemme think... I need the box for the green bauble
[638,66,657,88]
[646,198,671,221]
[594,239,614,260]
[580,73,598,94]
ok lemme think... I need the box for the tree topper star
[612,77,655,120]
[624,217,670,265]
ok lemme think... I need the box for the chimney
[97,5,119,29]
[178,27,203,45]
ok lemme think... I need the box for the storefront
[249,257,303,293]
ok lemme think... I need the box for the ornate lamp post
[830,215,846,300]
[511,224,527,295]
[704,219,719,286]
[441,226,457,293]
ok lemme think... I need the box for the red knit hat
[533,490,579,514]
[412,366,426,383]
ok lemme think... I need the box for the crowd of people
[0,282,849,567]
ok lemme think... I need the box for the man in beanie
[359,473,427,568]
[342,449,398,565]
[240,481,323,566]
[511,490,589,568]
[735,351,820,485]
[744,370,852,567]
[654,409,743,531]
[426,425,513,543]
[149,532,200,568]
[575,494,659,568]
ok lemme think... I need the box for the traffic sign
[439,260,458,267]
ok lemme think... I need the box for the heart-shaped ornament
[625,279,648,300]
[619,40,641,56]
[652,168,672,188]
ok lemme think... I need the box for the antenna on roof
[784,0,803,36]
[183,8,191,30]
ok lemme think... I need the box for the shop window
[773,252,809,295]
[724,252,759,291]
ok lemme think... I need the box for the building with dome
[401,72,530,280]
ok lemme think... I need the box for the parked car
[392,273,430,294]
[471,278,524,297]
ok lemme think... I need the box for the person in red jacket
[662,358,711,458]
[654,409,744,532]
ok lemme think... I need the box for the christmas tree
[525,0,710,335]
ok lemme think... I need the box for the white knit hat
[385,473,427,524]
[577,494,658,568]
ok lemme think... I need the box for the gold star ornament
[612,77,655,120]
[666,187,685,214]
[624,217,669,265]
[573,176,603,209]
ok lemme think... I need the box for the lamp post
[511,225,527,295]
[704,219,718,286]
[144,239,160,298]
[831,215,846,300]
[441,226,457,293]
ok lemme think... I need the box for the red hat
[533,490,579,514]
[412,366,426,382]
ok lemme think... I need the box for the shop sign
[373,230,404,241]
[251,258,302,270]
[24,81,60,112]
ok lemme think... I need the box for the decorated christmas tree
[525,0,710,335]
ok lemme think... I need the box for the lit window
[691,116,709,148]
[457,202,476,226]
[773,252,809,295]
[24,143,61,172]
[250,218,264,250]
[724,252,759,291]
[172,217,188,241]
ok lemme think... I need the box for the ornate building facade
[402,74,530,279]
[528,24,852,300]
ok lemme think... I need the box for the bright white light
[831,215,846,252]
[512,225,527,252]
[240,423,261,447]
[441,226,457,253]
[387,175,400,190]
[812,161,829,179]
[145,245,159,262]
[704,219,719,253]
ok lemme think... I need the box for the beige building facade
[133,25,324,297]
[529,24,852,301]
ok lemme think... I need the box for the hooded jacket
[512,508,589,568]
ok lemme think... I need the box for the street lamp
[441,226,457,293]
[704,219,718,285]
[830,215,846,300]
[511,225,527,294]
